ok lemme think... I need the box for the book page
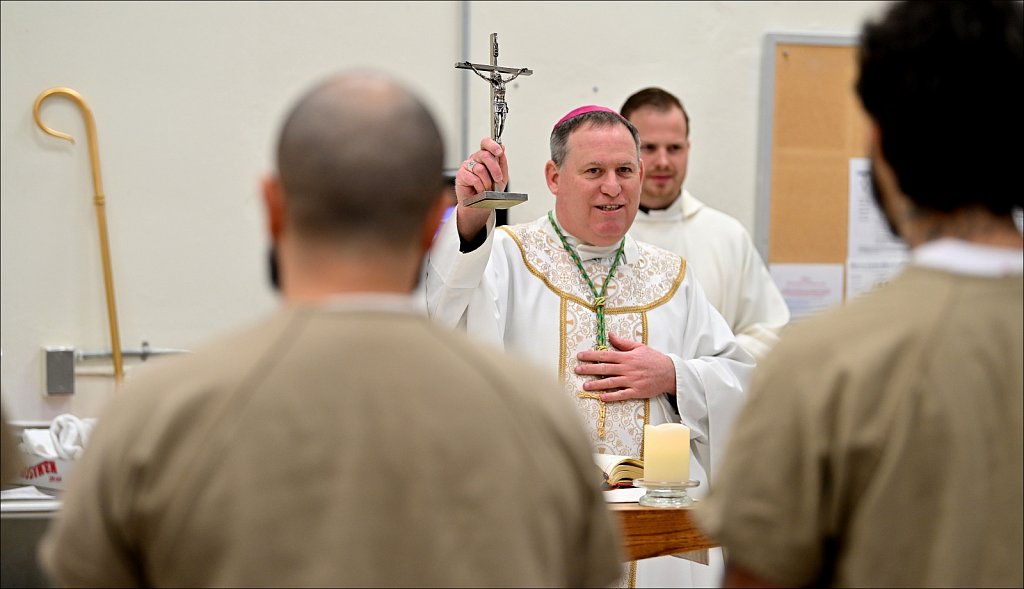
[593,453,637,474]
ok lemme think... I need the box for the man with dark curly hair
[696,1,1024,587]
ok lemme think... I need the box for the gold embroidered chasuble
[425,211,755,589]
[500,223,686,457]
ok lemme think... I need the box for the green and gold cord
[548,211,625,351]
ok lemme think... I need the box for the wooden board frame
[754,34,871,265]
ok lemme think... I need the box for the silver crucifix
[456,33,533,209]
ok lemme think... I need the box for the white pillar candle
[643,423,690,483]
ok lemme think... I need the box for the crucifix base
[464,190,528,209]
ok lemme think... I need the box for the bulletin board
[753,34,871,265]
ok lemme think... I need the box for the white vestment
[630,191,790,362]
[425,211,753,588]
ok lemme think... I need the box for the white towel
[49,414,97,460]
[20,428,58,459]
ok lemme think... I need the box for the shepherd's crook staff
[33,87,124,384]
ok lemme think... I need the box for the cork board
[755,35,872,264]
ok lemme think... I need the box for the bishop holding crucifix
[424,104,754,587]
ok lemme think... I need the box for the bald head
[276,71,445,250]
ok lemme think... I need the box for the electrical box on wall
[44,347,75,395]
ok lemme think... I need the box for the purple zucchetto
[551,105,626,132]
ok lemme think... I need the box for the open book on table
[594,454,643,489]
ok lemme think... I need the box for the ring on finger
[466,159,478,171]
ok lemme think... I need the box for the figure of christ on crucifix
[461,62,530,144]
[455,33,533,145]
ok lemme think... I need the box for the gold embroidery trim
[578,392,608,438]
[499,225,687,313]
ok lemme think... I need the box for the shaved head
[276,71,445,250]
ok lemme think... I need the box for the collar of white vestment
[636,190,704,222]
[546,210,640,263]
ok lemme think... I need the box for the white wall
[1,0,886,422]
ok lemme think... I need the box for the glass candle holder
[634,478,699,508]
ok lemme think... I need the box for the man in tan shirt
[39,71,623,588]
[696,2,1024,587]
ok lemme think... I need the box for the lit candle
[643,423,690,483]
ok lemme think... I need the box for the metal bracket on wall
[44,347,76,395]
[43,342,190,395]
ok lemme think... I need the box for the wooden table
[609,503,718,562]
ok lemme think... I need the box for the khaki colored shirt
[41,302,623,587]
[697,267,1024,587]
